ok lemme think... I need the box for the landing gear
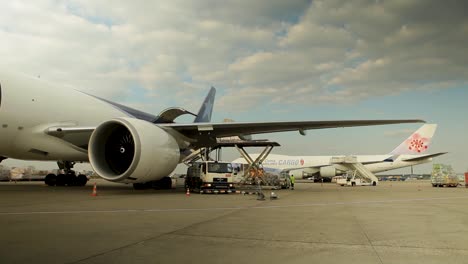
[76,174,88,186]
[44,174,57,186]
[56,173,67,186]
[133,182,150,190]
[159,177,172,189]
[132,177,173,190]
[44,161,88,187]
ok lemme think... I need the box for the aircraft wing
[46,127,96,149]
[46,119,425,149]
[401,152,448,162]
[162,119,425,146]
[46,127,95,135]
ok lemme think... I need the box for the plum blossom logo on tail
[406,133,429,153]
[300,159,304,166]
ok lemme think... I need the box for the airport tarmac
[1,180,468,264]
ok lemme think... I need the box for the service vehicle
[337,171,373,186]
[431,164,459,187]
[185,161,236,193]
[278,171,291,189]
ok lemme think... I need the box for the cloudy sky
[1,0,467,173]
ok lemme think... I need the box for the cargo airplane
[232,124,446,181]
[0,71,424,189]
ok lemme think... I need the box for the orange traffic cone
[186,188,190,197]
[91,182,97,196]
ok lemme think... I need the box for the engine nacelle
[89,117,180,183]
[319,166,337,177]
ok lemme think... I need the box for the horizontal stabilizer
[401,152,448,162]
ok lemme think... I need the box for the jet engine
[319,166,337,177]
[89,117,180,183]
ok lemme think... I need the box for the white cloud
[0,0,466,114]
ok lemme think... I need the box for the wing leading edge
[46,119,425,149]
[162,119,426,147]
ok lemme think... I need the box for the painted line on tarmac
[1,196,468,216]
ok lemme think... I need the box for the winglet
[390,124,437,155]
[194,87,216,123]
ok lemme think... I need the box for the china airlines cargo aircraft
[232,124,446,180]
[0,71,424,189]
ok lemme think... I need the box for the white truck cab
[185,161,236,193]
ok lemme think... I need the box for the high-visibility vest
[290,175,295,184]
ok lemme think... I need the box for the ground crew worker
[290,174,295,190]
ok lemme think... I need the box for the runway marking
[1,195,468,216]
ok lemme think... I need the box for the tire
[65,173,75,186]
[133,183,149,190]
[159,176,172,189]
[76,174,88,186]
[44,174,57,186]
[56,174,66,186]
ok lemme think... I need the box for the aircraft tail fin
[390,124,437,155]
[194,87,216,123]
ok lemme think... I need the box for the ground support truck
[185,161,236,194]
[336,171,374,186]
[431,164,459,187]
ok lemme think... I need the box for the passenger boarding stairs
[331,156,379,186]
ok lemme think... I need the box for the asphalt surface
[1,180,468,264]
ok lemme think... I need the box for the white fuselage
[232,153,432,176]
[0,72,130,161]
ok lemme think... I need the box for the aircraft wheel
[65,173,75,186]
[133,183,149,190]
[76,174,88,186]
[45,174,57,186]
[56,174,66,186]
[159,177,172,189]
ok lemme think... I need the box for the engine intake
[89,117,180,183]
